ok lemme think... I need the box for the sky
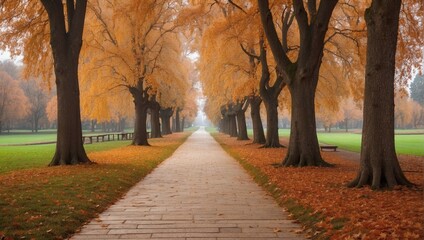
[0,50,23,64]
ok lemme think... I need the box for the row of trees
[0,60,197,134]
[0,61,51,133]
[0,0,198,165]
[186,0,423,189]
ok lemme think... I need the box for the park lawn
[212,132,424,239]
[0,133,57,145]
[315,133,424,156]
[0,131,193,240]
[0,140,133,174]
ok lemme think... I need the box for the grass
[245,128,423,156]
[0,131,194,240]
[0,140,132,174]
[210,131,326,239]
[0,133,57,145]
[315,132,424,156]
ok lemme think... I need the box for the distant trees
[410,75,424,106]
[0,71,30,133]
[20,78,48,133]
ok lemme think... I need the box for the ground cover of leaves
[0,131,192,240]
[213,133,424,240]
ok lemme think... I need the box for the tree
[394,95,414,129]
[348,0,413,189]
[46,96,57,125]
[1,0,92,165]
[410,74,424,106]
[21,78,48,133]
[83,0,187,146]
[340,98,362,132]
[0,71,30,132]
[258,0,337,166]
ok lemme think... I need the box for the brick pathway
[71,128,304,239]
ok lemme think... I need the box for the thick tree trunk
[283,82,330,167]
[42,0,91,166]
[129,87,149,146]
[228,114,238,137]
[175,108,181,132]
[149,100,162,138]
[250,96,266,144]
[50,61,90,165]
[349,0,411,189]
[160,108,173,135]
[234,100,249,140]
[262,98,282,147]
[236,110,249,140]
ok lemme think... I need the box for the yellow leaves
[82,0,190,115]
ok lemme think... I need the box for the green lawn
[0,133,57,145]
[244,128,423,156]
[315,133,424,156]
[0,131,193,240]
[0,140,132,174]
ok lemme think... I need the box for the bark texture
[258,0,337,165]
[175,107,182,132]
[250,96,266,144]
[235,99,249,140]
[160,107,173,135]
[258,40,284,148]
[129,82,150,146]
[349,0,412,189]
[149,98,162,138]
[43,0,91,166]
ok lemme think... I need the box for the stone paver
[71,128,305,239]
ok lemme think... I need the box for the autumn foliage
[213,133,424,239]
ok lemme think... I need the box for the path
[72,128,304,239]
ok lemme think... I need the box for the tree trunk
[181,117,185,132]
[258,0,337,167]
[175,108,181,132]
[263,98,282,147]
[50,60,90,165]
[130,87,149,146]
[160,108,173,135]
[228,114,238,137]
[234,100,249,140]
[283,82,331,167]
[345,118,349,132]
[349,0,411,189]
[90,120,96,132]
[150,101,162,138]
[42,0,91,166]
[119,118,126,132]
[250,96,266,144]
[236,110,249,140]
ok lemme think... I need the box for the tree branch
[240,43,260,60]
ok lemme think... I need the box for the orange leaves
[215,133,424,239]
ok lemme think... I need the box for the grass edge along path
[0,130,195,240]
[210,131,424,240]
[209,132,327,239]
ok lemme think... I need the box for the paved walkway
[72,128,304,239]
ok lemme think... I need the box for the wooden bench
[82,136,94,144]
[320,145,338,151]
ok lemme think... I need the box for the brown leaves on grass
[0,132,191,240]
[215,134,424,240]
